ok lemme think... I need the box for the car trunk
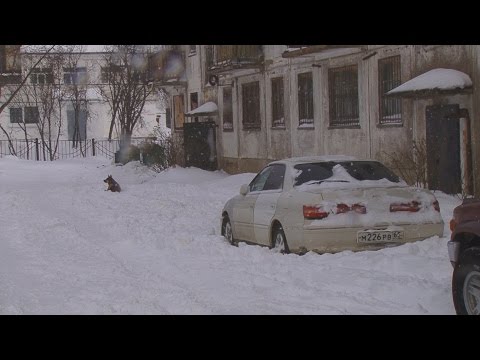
[300,186,443,227]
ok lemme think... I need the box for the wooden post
[92,139,96,156]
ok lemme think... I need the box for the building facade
[0,45,168,145]
[153,45,479,196]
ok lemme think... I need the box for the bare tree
[0,45,55,155]
[20,49,67,160]
[98,45,165,162]
[61,45,91,154]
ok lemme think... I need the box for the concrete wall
[173,45,480,196]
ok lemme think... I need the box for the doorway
[425,104,461,194]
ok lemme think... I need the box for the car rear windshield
[293,161,400,186]
[293,162,335,186]
[339,161,400,182]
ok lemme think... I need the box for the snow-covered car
[221,155,444,254]
[448,198,480,315]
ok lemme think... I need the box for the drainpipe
[235,76,241,173]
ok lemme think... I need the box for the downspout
[235,76,241,173]
[263,67,268,163]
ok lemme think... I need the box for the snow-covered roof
[184,102,218,116]
[387,68,473,96]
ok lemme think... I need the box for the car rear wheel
[222,216,236,246]
[452,247,480,315]
[272,225,289,254]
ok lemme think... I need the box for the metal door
[426,104,461,194]
[183,121,217,170]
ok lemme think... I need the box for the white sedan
[221,156,444,254]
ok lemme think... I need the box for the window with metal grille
[378,55,402,125]
[24,107,40,124]
[242,81,260,130]
[223,87,233,131]
[329,65,359,127]
[9,108,23,123]
[271,77,284,128]
[298,72,313,127]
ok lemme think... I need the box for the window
[10,107,39,124]
[189,45,197,55]
[223,87,233,131]
[100,67,109,83]
[173,94,185,129]
[24,107,40,123]
[67,109,87,141]
[379,56,402,125]
[293,162,335,186]
[190,92,198,110]
[63,67,87,85]
[339,161,400,182]
[100,65,124,83]
[166,108,172,129]
[271,77,284,128]
[9,108,23,123]
[0,45,6,73]
[298,72,313,127]
[190,92,198,123]
[329,65,359,127]
[242,81,260,130]
[249,164,286,192]
[30,67,53,85]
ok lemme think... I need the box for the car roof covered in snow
[269,155,362,165]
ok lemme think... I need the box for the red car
[448,198,480,315]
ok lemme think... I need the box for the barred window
[298,72,313,127]
[379,56,402,125]
[271,77,284,128]
[242,81,260,130]
[223,87,233,131]
[9,108,23,123]
[329,65,359,127]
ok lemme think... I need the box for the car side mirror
[240,184,249,196]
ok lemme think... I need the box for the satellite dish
[208,74,218,86]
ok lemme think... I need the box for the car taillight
[390,201,420,212]
[303,205,329,219]
[449,219,457,232]
[351,203,367,214]
[433,200,440,212]
[336,203,350,214]
[304,203,367,219]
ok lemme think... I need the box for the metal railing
[0,137,156,161]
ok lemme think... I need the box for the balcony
[147,48,186,85]
[206,45,263,73]
[282,45,365,58]
[0,72,22,86]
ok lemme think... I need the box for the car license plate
[357,230,404,243]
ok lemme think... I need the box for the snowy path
[0,156,460,314]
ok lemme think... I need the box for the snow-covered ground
[0,156,462,314]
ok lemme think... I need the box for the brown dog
[104,175,121,192]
